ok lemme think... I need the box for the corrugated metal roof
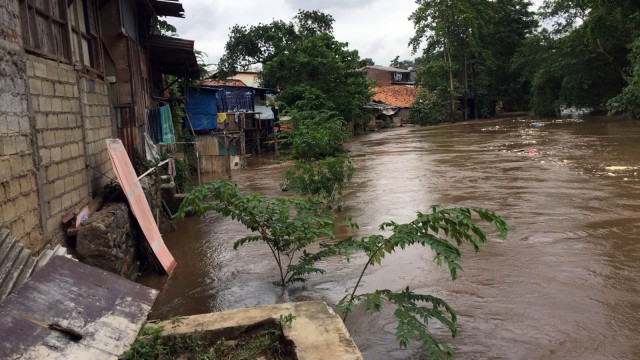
[360,65,411,73]
[202,79,248,87]
[199,79,277,93]
[146,35,200,78]
[151,0,185,18]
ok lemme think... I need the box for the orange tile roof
[202,79,248,87]
[371,85,421,108]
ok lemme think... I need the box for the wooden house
[0,0,198,250]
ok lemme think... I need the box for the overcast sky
[168,0,544,70]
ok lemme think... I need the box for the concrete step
[0,226,77,303]
[0,248,31,301]
[12,255,37,294]
[32,244,75,276]
[0,240,20,291]
[53,244,67,257]
[34,248,55,273]
[0,229,13,265]
[0,225,82,304]
[0,228,9,244]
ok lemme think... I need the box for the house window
[18,0,102,72]
[68,0,102,70]
[18,0,70,61]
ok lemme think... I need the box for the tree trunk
[445,45,456,123]
[463,50,469,121]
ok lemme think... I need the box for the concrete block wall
[0,0,42,249]
[80,77,115,194]
[1,0,132,251]
[27,55,89,237]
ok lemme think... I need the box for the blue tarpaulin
[186,88,218,130]
[215,87,254,112]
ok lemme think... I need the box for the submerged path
[143,116,640,359]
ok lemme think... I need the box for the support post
[224,133,231,179]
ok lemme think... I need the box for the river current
[142,116,640,359]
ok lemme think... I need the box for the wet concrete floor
[141,116,640,359]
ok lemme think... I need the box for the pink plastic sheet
[106,139,177,274]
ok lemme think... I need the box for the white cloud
[285,0,373,11]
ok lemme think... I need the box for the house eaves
[151,0,185,18]
[358,65,411,73]
[200,79,278,93]
[146,35,200,78]
[202,79,248,87]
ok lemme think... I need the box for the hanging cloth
[217,112,227,124]
[144,132,160,163]
[167,158,176,178]
[159,104,176,144]
[148,108,163,143]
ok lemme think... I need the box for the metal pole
[184,112,201,185]
[137,158,172,180]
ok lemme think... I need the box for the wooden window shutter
[84,0,98,35]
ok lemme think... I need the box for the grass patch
[121,320,296,360]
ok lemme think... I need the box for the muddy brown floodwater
[141,116,640,359]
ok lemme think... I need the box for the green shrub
[408,89,449,125]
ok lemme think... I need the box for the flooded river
[142,116,640,359]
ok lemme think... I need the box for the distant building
[359,66,420,126]
[369,85,421,126]
[360,65,416,87]
[228,71,261,88]
[184,78,278,174]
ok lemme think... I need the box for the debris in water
[605,166,629,171]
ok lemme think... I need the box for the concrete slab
[0,256,158,360]
[148,301,363,360]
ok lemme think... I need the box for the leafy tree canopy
[608,37,640,119]
[409,0,640,119]
[219,11,371,126]
[389,56,423,69]
[519,0,640,115]
[358,57,375,67]
[410,0,537,120]
[261,33,372,124]
[217,10,334,76]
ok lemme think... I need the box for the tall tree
[521,0,640,115]
[261,33,371,125]
[410,0,490,121]
[480,0,537,112]
[217,20,298,76]
[609,37,640,119]
[410,0,535,120]
[217,10,336,76]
